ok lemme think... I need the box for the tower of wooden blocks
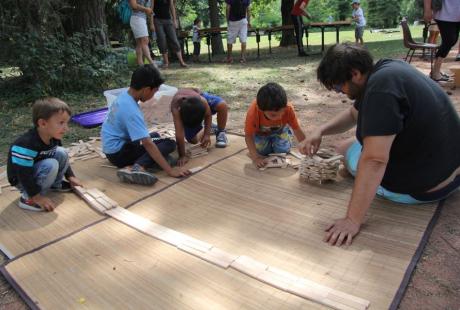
[299,149,343,183]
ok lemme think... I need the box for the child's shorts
[345,140,460,204]
[254,126,292,156]
[355,26,364,39]
[184,92,224,142]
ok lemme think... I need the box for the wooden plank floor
[2,138,438,309]
[0,135,247,258]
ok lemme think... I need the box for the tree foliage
[0,0,124,98]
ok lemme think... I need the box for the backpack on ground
[118,0,132,25]
[230,0,246,20]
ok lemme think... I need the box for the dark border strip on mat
[0,145,247,310]
[0,265,39,310]
[389,199,446,310]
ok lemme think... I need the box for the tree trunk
[280,0,295,47]
[70,0,109,48]
[208,0,224,54]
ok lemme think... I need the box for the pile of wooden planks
[148,123,176,140]
[66,138,106,163]
[299,149,343,183]
[74,186,118,213]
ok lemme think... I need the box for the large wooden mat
[0,134,246,258]
[0,135,441,309]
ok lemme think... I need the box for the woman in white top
[129,0,155,66]
[424,0,460,82]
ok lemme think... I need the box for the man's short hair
[179,97,206,128]
[317,43,373,90]
[130,64,165,90]
[32,97,71,127]
[256,82,287,111]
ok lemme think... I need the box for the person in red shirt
[291,0,311,57]
[245,83,306,168]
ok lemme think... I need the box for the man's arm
[423,0,433,23]
[201,100,212,138]
[298,106,357,155]
[246,5,251,26]
[170,0,177,28]
[324,134,395,246]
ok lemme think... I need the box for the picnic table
[179,21,352,62]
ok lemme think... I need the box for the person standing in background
[351,0,366,46]
[424,0,460,82]
[225,0,251,64]
[129,0,155,66]
[291,0,311,57]
[153,0,188,69]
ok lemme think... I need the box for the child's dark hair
[179,97,206,128]
[32,97,71,127]
[317,43,373,91]
[130,64,165,90]
[256,82,287,111]
[194,17,201,25]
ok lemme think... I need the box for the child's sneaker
[117,164,158,186]
[216,131,228,148]
[18,196,44,212]
[51,180,72,192]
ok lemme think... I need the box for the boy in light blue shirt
[101,64,190,185]
[351,0,366,45]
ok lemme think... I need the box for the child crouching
[7,98,82,211]
[245,82,306,168]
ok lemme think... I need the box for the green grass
[0,25,424,165]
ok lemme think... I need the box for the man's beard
[347,81,364,100]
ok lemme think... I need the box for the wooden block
[268,153,287,157]
[257,266,299,291]
[100,196,119,208]
[87,188,104,199]
[326,290,370,310]
[231,256,268,278]
[177,245,237,269]
[188,166,203,174]
[100,165,117,169]
[80,154,99,161]
[96,197,116,211]
[178,237,213,253]
[73,186,87,196]
[323,155,344,163]
[154,229,188,247]
[289,150,304,159]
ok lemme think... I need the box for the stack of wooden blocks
[74,186,118,214]
[299,149,343,183]
[186,144,209,158]
[66,138,106,163]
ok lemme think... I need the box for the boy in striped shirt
[7,98,82,212]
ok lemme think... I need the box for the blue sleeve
[126,112,150,142]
